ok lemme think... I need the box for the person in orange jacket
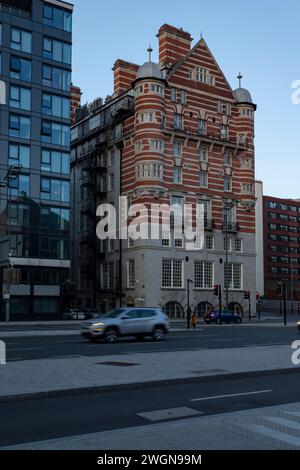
[191,309,198,329]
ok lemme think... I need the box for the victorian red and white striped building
[71,24,257,317]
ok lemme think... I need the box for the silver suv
[81,308,170,343]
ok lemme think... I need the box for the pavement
[2,400,300,450]
[0,342,299,403]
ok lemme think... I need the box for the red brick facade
[114,25,256,235]
[71,85,82,124]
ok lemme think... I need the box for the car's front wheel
[152,327,166,341]
[104,328,119,343]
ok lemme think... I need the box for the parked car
[204,310,242,325]
[81,307,170,343]
[63,309,86,320]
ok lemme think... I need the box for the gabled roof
[168,37,235,97]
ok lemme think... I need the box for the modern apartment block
[71,24,257,318]
[256,181,300,302]
[0,0,73,319]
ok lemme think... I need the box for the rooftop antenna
[147,45,153,62]
[237,72,243,88]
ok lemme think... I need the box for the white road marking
[137,407,203,422]
[190,389,273,402]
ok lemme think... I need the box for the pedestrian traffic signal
[244,291,250,300]
[213,285,220,296]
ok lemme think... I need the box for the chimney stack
[157,24,192,68]
[113,60,139,96]
[71,85,82,125]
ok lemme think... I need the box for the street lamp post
[187,279,193,330]
[223,200,239,312]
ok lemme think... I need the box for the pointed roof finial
[200,30,203,39]
[147,45,153,62]
[237,72,243,88]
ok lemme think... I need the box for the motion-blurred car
[81,307,170,343]
[204,310,242,325]
[62,309,86,320]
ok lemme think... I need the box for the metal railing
[165,125,248,148]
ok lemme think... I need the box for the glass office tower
[0,0,73,319]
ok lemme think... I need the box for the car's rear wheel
[104,328,119,343]
[152,327,166,341]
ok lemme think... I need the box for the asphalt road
[1,372,300,447]
[3,325,299,362]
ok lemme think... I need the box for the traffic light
[213,285,220,297]
[244,291,250,300]
[256,292,260,301]
[277,283,283,296]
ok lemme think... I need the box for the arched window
[196,302,213,317]
[228,302,243,316]
[164,301,184,319]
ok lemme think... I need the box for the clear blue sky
[71,0,300,199]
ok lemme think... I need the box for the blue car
[204,310,242,324]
